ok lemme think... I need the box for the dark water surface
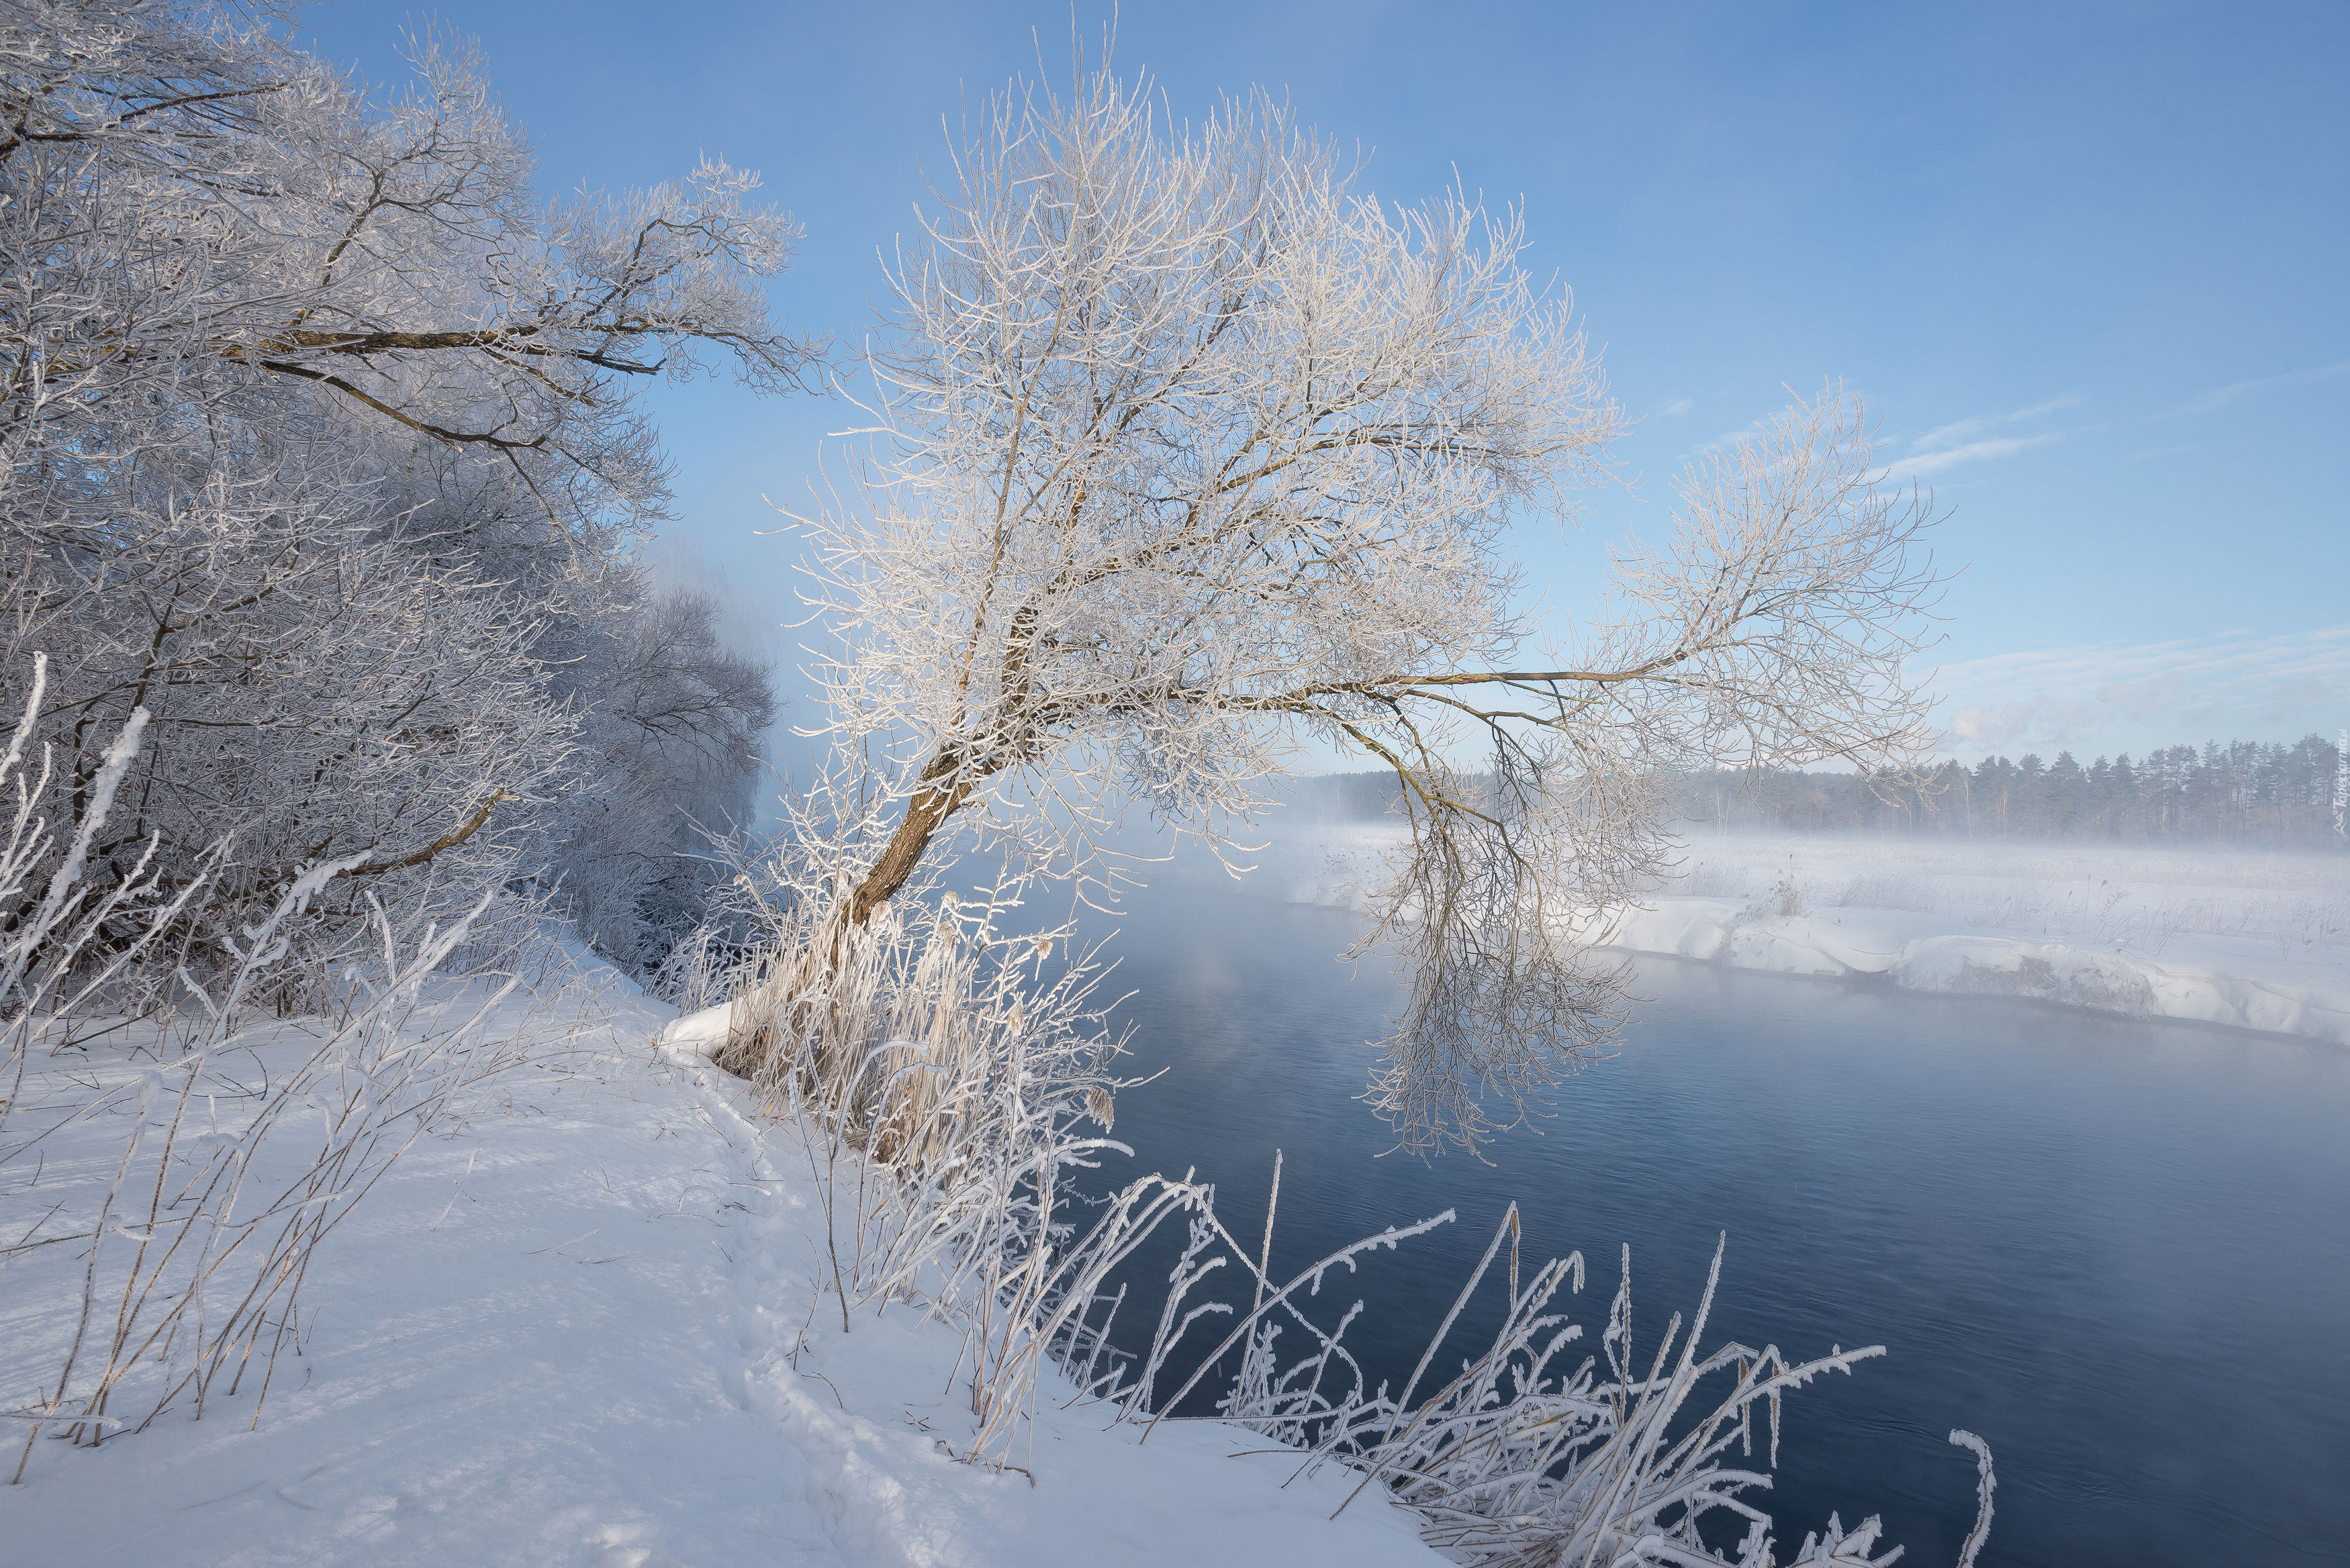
[1074,883,2350,1567]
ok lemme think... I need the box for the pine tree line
[1681,735,2346,844]
[1303,735,2347,845]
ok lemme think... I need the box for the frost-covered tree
[0,1,800,975]
[543,586,778,973]
[778,66,1942,1154]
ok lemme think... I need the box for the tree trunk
[846,748,976,926]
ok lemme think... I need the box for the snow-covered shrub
[704,840,1131,1304]
[0,665,559,1477]
[1679,861,1755,900]
[1836,874,1937,913]
[1091,1181,2000,1567]
[1743,863,1812,920]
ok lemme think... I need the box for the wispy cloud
[1930,625,2350,754]
[1654,396,1695,418]
[1882,393,2079,483]
[2175,357,2350,417]
[1884,433,2059,481]
[1676,389,2074,479]
[1910,394,2083,452]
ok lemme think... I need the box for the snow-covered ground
[1186,823,2350,1044]
[1607,834,2350,1042]
[0,965,1438,1567]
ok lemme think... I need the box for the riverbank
[0,955,1438,1567]
[1607,835,2350,1042]
[1181,823,2350,1043]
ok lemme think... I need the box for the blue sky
[302,1,2348,765]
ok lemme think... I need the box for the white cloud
[1676,389,2073,479]
[1883,393,2079,483]
[1910,393,2083,452]
[1656,396,1695,418]
[2176,357,2350,416]
[1883,433,2059,481]
[1928,626,2350,756]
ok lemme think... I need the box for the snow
[1,967,1440,1566]
[655,999,731,1063]
[1609,834,2350,1042]
[1188,823,2350,1044]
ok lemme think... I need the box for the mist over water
[1071,880,2350,1568]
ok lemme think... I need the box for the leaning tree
[774,66,1942,1155]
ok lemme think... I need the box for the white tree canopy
[780,66,1944,1155]
[1,1,795,979]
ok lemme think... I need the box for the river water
[1073,881,2350,1566]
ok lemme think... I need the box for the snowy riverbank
[1183,824,2350,1044]
[0,960,1438,1567]
[1604,835,2350,1042]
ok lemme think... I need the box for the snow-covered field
[1188,822,2350,1044]
[0,961,1439,1568]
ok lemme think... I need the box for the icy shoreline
[1598,834,2350,1044]
[1165,824,2350,1046]
[1603,897,2350,1043]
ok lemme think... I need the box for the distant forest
[1299,734,2348,846]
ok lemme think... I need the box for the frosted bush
[1679,861,1755,899]
[1837,875,1937,912]
[0,664,553,1477]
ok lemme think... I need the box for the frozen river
[1079,881,2350,1567]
